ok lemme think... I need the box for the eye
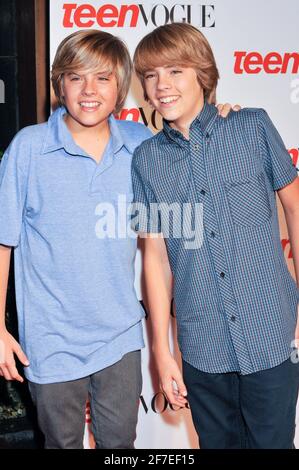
[97,76,109,81]
[144,73,156,80]
[69,75,81,82]
[170,69,182,75]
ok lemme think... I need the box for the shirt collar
[108,114,136,155]
[42,107,135,156]
[163,101,218,145]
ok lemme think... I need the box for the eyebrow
[144,65,182,72]
[66,70,113,76]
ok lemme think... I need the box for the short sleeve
[257,109,297,191]
[131,155,161,234]
[0,132,30,247]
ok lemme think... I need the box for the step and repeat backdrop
[50,0,299,449]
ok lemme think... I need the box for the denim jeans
[183,356,299,449]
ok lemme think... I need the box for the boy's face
[144,66,204,134]
[61,68,118,132]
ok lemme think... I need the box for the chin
[161,111,181,122]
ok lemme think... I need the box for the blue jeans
[28,350,142,449]
[183,357,299,449]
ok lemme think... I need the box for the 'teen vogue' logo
[281,148,298,261]
[289,148,299,170]
[85,402,91,424]
[62,3,216,28]
[140,392,190,414]
[234,52,299,74]
[115,107,163,130]
[281,238,293,260]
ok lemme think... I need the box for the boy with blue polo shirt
[0,29,152,449]
[132,23,299,449]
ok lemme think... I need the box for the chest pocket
[225,172,272,227]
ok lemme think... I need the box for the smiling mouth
[159,96,179,104]
[79,102,100,108]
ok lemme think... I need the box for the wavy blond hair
[51,29,132,113]
[134,22,219,104]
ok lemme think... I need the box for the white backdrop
[49,0,299,449]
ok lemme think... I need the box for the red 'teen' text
[234,52,299,74]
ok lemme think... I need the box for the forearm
[143,236,173,355]
[278,178,299,289]
[0,245,11,330]
[141,236,188,405]
[285,210,299,288]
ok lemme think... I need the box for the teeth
[80,102,100,108]
[159,96,178,104]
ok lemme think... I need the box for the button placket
[191,126,252,373]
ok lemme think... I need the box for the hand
[295,304,299,349]
[156,353,188,407]
[217,103,241,118]
[0,329,29,382]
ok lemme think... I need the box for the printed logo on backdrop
[85,392,188,423]
[233,52,299,104]
[115,107,163,131]
[281,148,298,260]
[140,392,189,414]
[281,238,293,260]
[289,148,299,172]
[234,52,299,74]
[62,3,215,28]
[291,77,299,104]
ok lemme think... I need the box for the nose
[156,73,171,91]
[82,77,96,96]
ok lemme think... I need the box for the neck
[64,113,110,139]
[64,113,111,163]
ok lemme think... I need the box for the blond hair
[134,22,219,104]
[51,29,132,113]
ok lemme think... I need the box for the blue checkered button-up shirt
[132,102,299,375]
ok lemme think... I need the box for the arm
[256,109,298,345]
[141,234,187,406]
[131,153,188,404]
[0,132,31,381]
[0,245,29,382]
[277,176,299,345]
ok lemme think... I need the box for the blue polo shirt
[132,103,299,375]
[0,106,152,384]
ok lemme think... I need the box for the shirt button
[210,231,215,238]
[193,144,200,151]
[220,272,225,278]
[200,189,206,196]
[231,316,236,322]
[206,133,210,139]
